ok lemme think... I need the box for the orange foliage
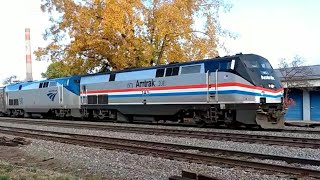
[37,0,231,77]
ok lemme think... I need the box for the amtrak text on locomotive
[136,80,156,87]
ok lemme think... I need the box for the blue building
[275,65,320,121]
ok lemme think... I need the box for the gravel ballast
[0,121,319,179]
[0,121,319,161]
[20,139,294,180]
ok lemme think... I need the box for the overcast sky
[0,0,319,84]
[219,0,320,66]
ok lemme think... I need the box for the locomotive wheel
[177,118,184,124]
[196,121,206,128]
[193,114,206,128]
[174,115,184,123]
[226,121,241,130]
[128,115,134,123]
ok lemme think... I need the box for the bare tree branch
[2,75,20,85]
[278,55,313,107]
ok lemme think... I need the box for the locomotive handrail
[84,88,87,105]
[215,69,218,102]
[59,85,63,104]
[206,70,209,102]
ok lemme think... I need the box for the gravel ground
[0,121,319,179]
[20,138,298,180]
[0,121,319,162]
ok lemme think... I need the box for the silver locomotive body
[2,76,81,118]
[80,54,284,129]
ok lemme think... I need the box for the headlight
[268,83,275,88]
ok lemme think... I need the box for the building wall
[285,89,303,120]
[310,90,320,120]
[303,90,310,120]
[285,87,319,121]
[276,66,320,122]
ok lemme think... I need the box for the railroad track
[2,117,320,135]
[280,129,320,135]
[0,117,320,149]
[0,125,319,178]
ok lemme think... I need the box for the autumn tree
[36,0,233,78]
[278,55,313,107]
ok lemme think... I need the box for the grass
[0,161,83,180]
[0,176,9,180]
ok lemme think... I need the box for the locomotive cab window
[172,67,179,76]
[156,69,165,77]
[165,68,173,77]
[242,56,272,69]
[43,82,49,88]
[260,61,272,69]
[181,65,201,74]
[165,67,179,77]
[39,83,43,88]
[64,80,69,86]
[109,74,116,81]
[219,61,231,70]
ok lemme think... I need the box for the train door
[207,70,218,103]
[206,59,235,103]
[81,85,87,105]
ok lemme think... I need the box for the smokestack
[25,28,33,81]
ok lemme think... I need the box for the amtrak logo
[261,75,275,80]
[47,92,57,101]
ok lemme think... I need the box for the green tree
[37,0,233,78]
[41,61,73,78]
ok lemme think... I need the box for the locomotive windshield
[242,56,273,69]
[238,54,282,90]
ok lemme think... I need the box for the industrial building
[275,65,320,121]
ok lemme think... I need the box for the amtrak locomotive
[0,53,285,129]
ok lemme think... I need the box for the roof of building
[275,64,320,80]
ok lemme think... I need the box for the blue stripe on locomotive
[108,90,282,99]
